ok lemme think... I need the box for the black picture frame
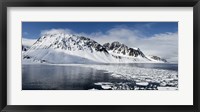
[0,0,199,112]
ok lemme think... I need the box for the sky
[22,22,178,63]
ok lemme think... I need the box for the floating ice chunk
[101,85,112,89]
[136,82,149,86]
[89,88,99,90]
[157,87,178,91]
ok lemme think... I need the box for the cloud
[22,38,37,47]
[136,32,178,63]
[23,32,28,35]
[39,27,178,63]
[40,29,74,36]
[86,28,178,63]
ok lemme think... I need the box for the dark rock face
[22,45,29,51]
[128,48,145,57]
[150,56,167,62]
[103,41,145,57]
[79,36,108,53]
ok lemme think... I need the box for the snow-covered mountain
[102,42,167,63]
[22,33,167,64]
[148,55,167,62]
[23,33,116,63]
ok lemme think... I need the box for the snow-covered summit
[30,33,108,54]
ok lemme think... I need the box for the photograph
[22,22,178,90]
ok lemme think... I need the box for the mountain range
[22,33,167,64]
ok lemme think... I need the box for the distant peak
[112,41,121,44]
[149,55,167,62]
[133,47,140,51]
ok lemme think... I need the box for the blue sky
[22,22,177,39]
